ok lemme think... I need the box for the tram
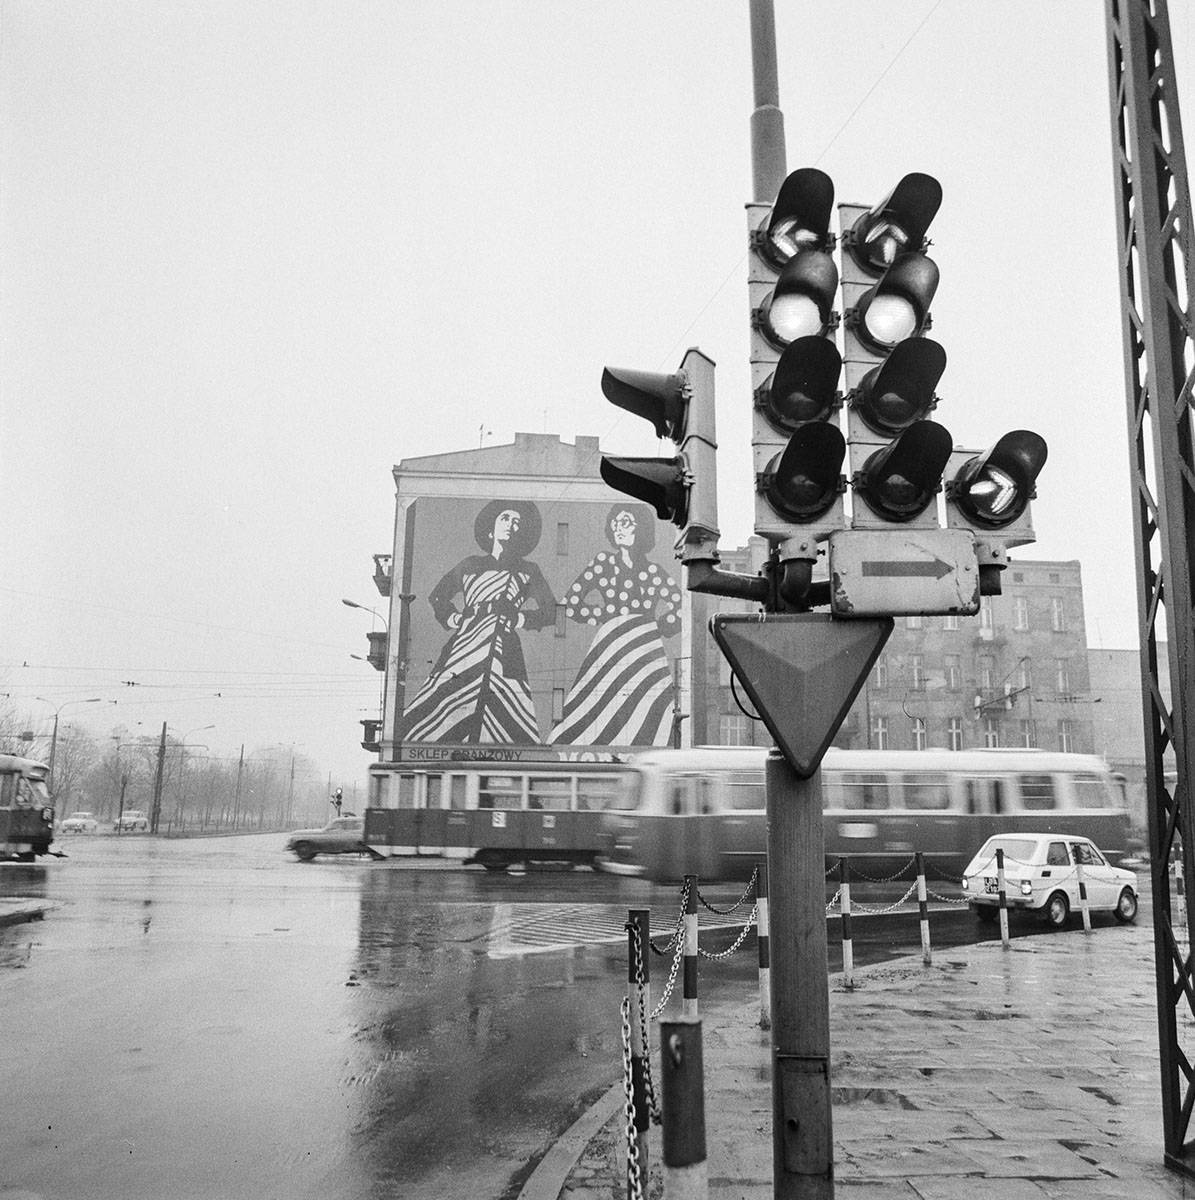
[0,754,56,861]
[364,758,628,870]
[595,746,1135,883]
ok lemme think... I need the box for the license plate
[983,877,999,894]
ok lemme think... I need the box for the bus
[595,746,1135,882]
[364,759,629,870]
[0,755,56,862]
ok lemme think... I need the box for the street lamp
[33,697,107,799]
[168,725,215,833]
[341,598,387,629]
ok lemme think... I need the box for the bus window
[841,772,889,811]
[726,772,765,811]
[576,776,620,811]
[900,772,950,810]
[1072,773,1111,809]
[397,774,419,809]
[449,775,468,810]
[1019,774,1057,810]
[528,776,572,810]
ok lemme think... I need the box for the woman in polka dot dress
[548,503,682,747]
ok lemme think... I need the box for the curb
[0,901,53,928]
[516,1081,623,1200]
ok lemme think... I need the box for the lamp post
[170,725,214,833]
[33,697,106,801]
[341,597,387,629]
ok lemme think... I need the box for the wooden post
[661,1018,707,1200]
[757,861,771,1030]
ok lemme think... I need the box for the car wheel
[1043,891,1070,929]
[293,842,318,862]
[975,904,999,924]
[1114,887,1139,924]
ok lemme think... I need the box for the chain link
[825,885,842,912]
[848,882,919,914]
[698,902,758,959]
[697,867,758,915]
[619,994,647,1200]
[926,887,969,904]
[626,920,664,1127]
[825,858,841,878]
[843,856,917,883]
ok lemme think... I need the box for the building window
[906,614,923,630]
[947,717,963,751]
[979,656,995,692]
[1018,719,1034,748]
[1013,596,1030,631]
[556,522,569,556]
[912,717,927,751]
[944,655,961,690]
[720,715,751,746]
[983,718,1000,748]
[943,613,960,631]
[871,716,889,750]
[1015,660,1031,691]
[1058,720,1073,752]
[1054,658,1070,694]
[979,597,993,630]
[873,659,888,689]
[910,655,925,691]
[1051,597,1067,632]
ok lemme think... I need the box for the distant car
[114,810,150,832]
[285,816,368,862]
[961,832,1138,928]
[61,812,99,834]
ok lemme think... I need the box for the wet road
[0,834,1049,1200]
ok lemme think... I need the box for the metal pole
[627,908,652,1197]
[996,848,1010,948]
[150,723,166,834]
[748,0,786,203]
[766,750,833,1199]
[661,1018,707,1200]
[915,852,931,966]
[757,861,771,1030]
[1077,860,1092,934]
[683,876,698,1019]
[839,857,853,991]
[47,714,60,797]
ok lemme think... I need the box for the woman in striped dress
[548,503,683,747]
[397,501,556,745]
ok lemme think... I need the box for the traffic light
[946,431,1048,592]
[840,174,949,532]
[750,168,846,567]
[600,347,719,563]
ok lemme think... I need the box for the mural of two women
[396,499,682,748]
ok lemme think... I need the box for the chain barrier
[926,887,969,905]
[825,885,842,912]
[625,920,663,1127]
[845,856,917,883]
[825,858,841,878]
[698,903,759,960]
[696,867,758,914]
[619,994,647,1200]
[648,874,691,955]
[849,882,919,914]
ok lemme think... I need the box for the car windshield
[972,837,1039,870]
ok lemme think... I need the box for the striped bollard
[1076,860,1092,933]
[756,862,771,1030]
[915,852,932,966]
[996,849,1010,948]
[627,908,651,1197]
[683,875,698,1019]
[661,1018,707,1200]
[840,856,854,990]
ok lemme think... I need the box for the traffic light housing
[750,168,845,563]
[600,347,719,564]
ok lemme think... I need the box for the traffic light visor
[856,420,953,522]
[763,336,842,431]
[854,253,938,352]
[849,173,942,275]
[951,431,1047,528]
[853,337,946,435]
[601,368,686,441]
[762,168,834,267]
[765,422,846,521]
[760,249,838,348]
[600,455,688,525]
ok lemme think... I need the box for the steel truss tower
[1106,0,1195,1175]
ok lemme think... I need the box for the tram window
[726,773,765,811]
[608,774,643,811]
[577,777,620,811]
[1019,774,1057,810]
[840,773,889,810]
[397,775,418,809]
[823,773,845,809]
[528,777,571,810]
[479,775,524,810]
[370,773,391,809]
[449,776,468,810]
[900,772,950,810]
[1072,773,1111,809]
[669,779,698,815]
[426,775,443,809]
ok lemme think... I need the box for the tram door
[669,775,719,879]
[414,773,447,853]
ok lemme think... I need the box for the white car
[114,809,150,832]
[961,833,1139,928]
[61,811,99,833]
[285,816,367,862]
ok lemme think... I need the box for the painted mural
[394,497,683,755]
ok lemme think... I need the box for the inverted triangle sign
[710,613,893,778]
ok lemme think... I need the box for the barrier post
[1076,860,1092,933]
[1177,856,1187,925]
[627,908,651,1196]
[756,861,771,1030]
[840,856,854,990]
[915,851,931,966]
[660,1018,707,1200]
[996,848,1010,948]
[683,875,698,1019]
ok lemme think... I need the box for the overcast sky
[3,2,1192,786]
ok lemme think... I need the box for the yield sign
[710,613,892,779]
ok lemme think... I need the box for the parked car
[114,810,150,832]
[61,812,99,833]
[285,816,368,862]
[961,832,1139,928]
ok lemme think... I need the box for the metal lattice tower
[1106,0,1195,1173]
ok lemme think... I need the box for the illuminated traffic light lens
[862,294,918,347]
[765,293,823,345]
[964,467,1018,518]
[856,219,909,272]
[766,218,821,265]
